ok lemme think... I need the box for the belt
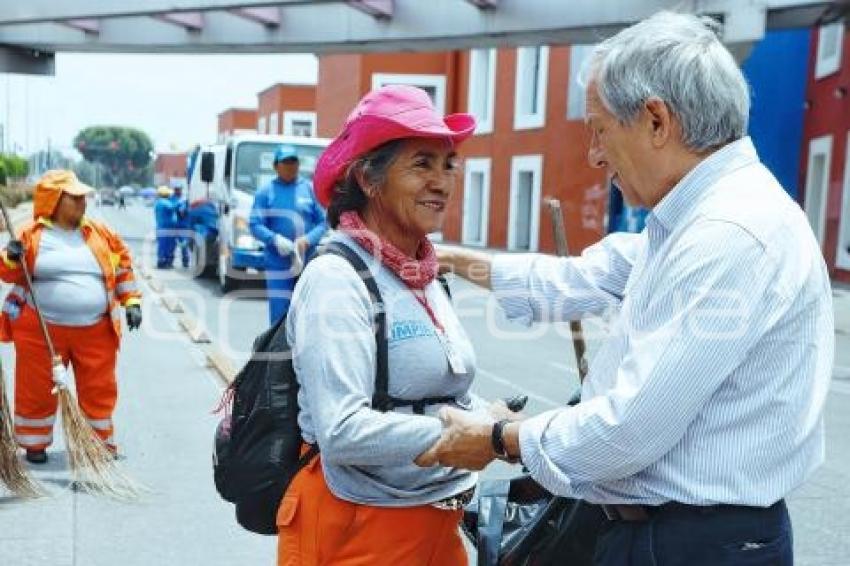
[431,488,475,511]
[601,500,785,523]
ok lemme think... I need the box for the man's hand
[273,234,295,256]
[126,305,142,331]
[5,239,23,262]
[415,407,496,471]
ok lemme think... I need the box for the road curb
[161,292,184,313]
[206,347,237,385]
[178,314,210,344]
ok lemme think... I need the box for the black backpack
[213,241,453,535]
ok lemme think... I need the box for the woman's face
[53,192,87,227]
[368,138,461,243]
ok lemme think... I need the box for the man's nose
[587,145,606,169]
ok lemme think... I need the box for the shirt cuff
[518,409,577,497]
[490,254,538,325]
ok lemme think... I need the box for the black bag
[213,241,387,535]
[462,390,606,565]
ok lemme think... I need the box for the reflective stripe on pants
[12,306,119,450]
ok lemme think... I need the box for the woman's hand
[487,399,526,422]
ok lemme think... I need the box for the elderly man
[423,11,832,565]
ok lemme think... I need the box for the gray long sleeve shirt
[286,234,478,506]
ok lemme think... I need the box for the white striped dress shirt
[492,137,834,506]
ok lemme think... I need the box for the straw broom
[0,198,143,501]
[0,361,44,498]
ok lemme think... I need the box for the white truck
[185,134,330,292]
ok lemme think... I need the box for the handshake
[273,235,306,274]
[416,395,527,471]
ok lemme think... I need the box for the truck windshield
[233,142,325,194]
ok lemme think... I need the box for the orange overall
[277,452,468,566]
[0,216,141,451]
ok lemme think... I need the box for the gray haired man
[421,11,832,565]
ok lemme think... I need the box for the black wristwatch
[491,419,519,463]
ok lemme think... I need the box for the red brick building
[316,47,605,253]
[154,152,187,187]
[218,108,258,142]
[802,19,850,283]
[257,83,317,137]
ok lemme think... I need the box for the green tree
[0,154,27,183]
[74,126,154,187]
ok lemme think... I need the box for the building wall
[257,84,317,135]
[316,52,456,137]
[217,108,257,139]
[802,23,850,283]
[445,46,606,253]
[154,153,187,186]
[314,48,605,254]
[316,54,363,138]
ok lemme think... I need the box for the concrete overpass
[0,0,848,74]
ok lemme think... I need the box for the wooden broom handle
[544,198,589,383]
[0,199,59,362]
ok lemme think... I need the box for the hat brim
[314,112,477,207]
[63,181,94,196]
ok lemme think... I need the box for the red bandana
[338,211,438,290]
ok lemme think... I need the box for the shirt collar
[649,137,758,233]
[36,216,90,230]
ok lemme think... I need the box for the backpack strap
[323,242,392,412]
[323,241,457,415]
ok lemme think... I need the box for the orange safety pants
[12,305,119,451]
[277,453,468,566]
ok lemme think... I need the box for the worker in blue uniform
[170,184,190,268]
[154,185,177,268]
[249,145,327,326]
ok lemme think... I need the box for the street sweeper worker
[0,169,142,464]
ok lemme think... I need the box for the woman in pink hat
[277,85,494,565]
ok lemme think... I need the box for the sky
[0,52,318,157]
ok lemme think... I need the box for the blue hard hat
[273,145,299,164]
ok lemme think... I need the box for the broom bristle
[56,388,147,501]
[0,371,44,498]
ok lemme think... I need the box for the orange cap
[33,169,94,219]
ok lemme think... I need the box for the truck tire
[218,253,239,294]
[190,238,216,279]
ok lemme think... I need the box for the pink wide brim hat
[313,84,476,207]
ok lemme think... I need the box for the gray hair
[586,11,750,152]
[327,139,405,228]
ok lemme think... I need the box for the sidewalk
[0,246,275,565]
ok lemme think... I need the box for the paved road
[1,200,848,565]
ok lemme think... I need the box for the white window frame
[467,48,497,135]
[567,44,595,121]
[283,111,317,137]
[514,46,549,130]
[257,116,267,134]
[371,73,447,115]
[815,20,844,79]
[268,112,279,135]
[837,131,850,269]
[804,135,833,246]
[462,157,491,247]
[508,155,543,251]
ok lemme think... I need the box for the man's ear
[644,97,672,148]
